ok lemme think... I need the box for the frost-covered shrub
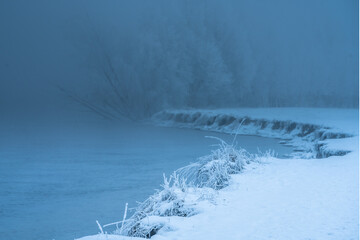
[138,175,196,217]
[253,149,277,163]
[176,137,252,190]
[117,174,198,238]
[124,221,163,239]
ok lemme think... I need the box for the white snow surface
[79,108,359,240]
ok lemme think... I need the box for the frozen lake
[0,119,292,240]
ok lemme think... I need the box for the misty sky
[0,0,358,119]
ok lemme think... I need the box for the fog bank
[0,0,358,119]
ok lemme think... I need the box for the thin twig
[96,220,104,234]
[120,203,128,233]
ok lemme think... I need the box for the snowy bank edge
[151,108,358,158]
[78,108,358,240]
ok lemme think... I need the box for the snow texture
[79,108,358,240]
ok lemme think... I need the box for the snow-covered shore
[78,108,358,240]
[152,108,357,158]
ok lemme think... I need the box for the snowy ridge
[152,109,355,158]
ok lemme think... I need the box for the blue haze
[0,0,358,119]
[0,1,357,239]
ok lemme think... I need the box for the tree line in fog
[68,0,358,119]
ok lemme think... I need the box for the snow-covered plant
[176,137,252,190]
[110,137,271,238]
[253,149,277,163]
[117,174,197,238]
